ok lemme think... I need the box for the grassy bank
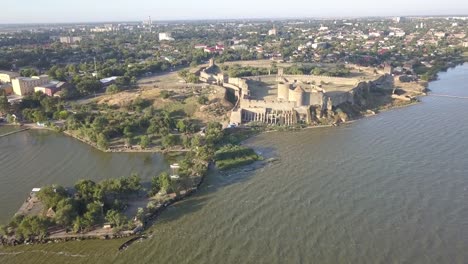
[215,145,262,170]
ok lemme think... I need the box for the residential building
[34,81,67,96]
[59,36,82,44]
[268,28,277,36]
[0,71,20,84]
[12,75,50,96]
[159,32,174,41]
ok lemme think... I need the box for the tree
[16,216,50,239]
[205,122,224,146]
[76,78,101,95]
[178,69,189,81]
[106,84,121,94]
[92,116,107,131]
[75,179,98,202]
[83,202,104,227]
[176,119,187,133]
[37,185,68,210]
[197,95,209,105]
[150,175,160,195]
[140,135,150,149]
[20,68,38,77]
[186,73,199,84]
[162,134,180,148]
[157,172,171,193]
[32,110,47,123]
[0,93,10,114]
[72,216,85,233]
[97,133,109,150]
[105,210,127,228]
[54,198,77,226]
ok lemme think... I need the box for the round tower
[292,86,305,107]
[277,83,290,100]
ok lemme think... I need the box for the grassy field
[0,238,127,264]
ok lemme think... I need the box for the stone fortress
[199,59,394,126]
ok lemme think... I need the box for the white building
[268,28,277,36]
[59,36,82,44]
[159,32,174,41]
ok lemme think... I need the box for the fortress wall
[200,71,212,81]
[284,75,359,86]
[304,92,324,106]
[241,98,296,109]
[223,83,241,91]
[326,92,354,107]
[278,83,290,100]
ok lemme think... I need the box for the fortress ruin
[199,59,394,126]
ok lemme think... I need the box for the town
[0,15,467,246]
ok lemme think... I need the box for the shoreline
[1,96,423,152]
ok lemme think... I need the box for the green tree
[178,69,189,81]
[176,119,187,133]
[83,202,104,227]
[140,135,151,149]
[37,185,68,210]
[162,134,180,148]
[76,78,101,95]
[32,110,47,123]
[72,216,85,233]
[54,198,77,226]
[150,175,160,195]
[75,179,98,202]
[157,172,171,193]
[16,216,50,239]
[97,133,109,150]
[20,68,38,77]
[106,84,121,94]
[197,95,209,105]
[0,93,10,114]
[105,210,127,228]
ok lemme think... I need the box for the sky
[1,0,468,24]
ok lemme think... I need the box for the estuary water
[0,128,169,224]
[1,64,468,263]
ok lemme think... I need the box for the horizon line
[1,13,468,26]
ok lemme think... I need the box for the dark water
[0,129,169,224]
[1,64,468,263]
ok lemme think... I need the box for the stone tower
[292,86,305,107]
[277,82,290,100]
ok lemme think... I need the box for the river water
[0,128,170,224]
[1,64,468,263]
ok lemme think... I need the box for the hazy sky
[1,0,468,23]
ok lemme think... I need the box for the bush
[197,95,209,105]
